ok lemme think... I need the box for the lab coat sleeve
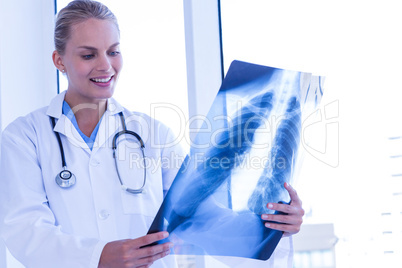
[0,120,106,268]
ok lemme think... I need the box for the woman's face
[55,18,123,104]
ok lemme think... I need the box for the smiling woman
[0,0,197,267]
[0,1,186,267]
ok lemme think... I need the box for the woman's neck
[64,93,107,137]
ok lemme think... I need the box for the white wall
[0,0,56,267]
[0,0,56,131]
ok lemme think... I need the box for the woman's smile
[89,75,115,87]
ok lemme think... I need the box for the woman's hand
[98,231,173,268]
[261,182,304,237]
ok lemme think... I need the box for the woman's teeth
[91,77,112,83]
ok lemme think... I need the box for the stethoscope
[51,112,146,194]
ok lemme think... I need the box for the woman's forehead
[68,18,120,48]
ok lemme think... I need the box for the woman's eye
[82,54,94,60]
[110,51,120,56]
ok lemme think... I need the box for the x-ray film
[149,60,324,260]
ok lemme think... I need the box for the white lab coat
[0,91,184,268]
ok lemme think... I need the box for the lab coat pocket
[120,189,162,217]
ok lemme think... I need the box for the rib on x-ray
[149,60,324,260]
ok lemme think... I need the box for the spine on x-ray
[247,96,301,215]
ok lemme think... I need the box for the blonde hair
[54,0,119,55]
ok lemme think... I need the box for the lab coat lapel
[53,115,91,153]
[46,91,92,153]
[46,90,66,119]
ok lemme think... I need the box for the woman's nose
[96,54,112,71]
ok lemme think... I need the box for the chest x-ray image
[149,60,324,260]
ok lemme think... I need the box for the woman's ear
[52,50,65,73]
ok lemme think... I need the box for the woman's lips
[90,76,114,87]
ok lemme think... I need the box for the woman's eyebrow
[77,45,97,50]
[109,42,120,48]
[77,42,120,50]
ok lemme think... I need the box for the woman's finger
[130,231,169,249]
[134,242,172,259]
[284,182,302,207]
[265,202,304,216]
[262,213,303,226]
[134,245,172,266]
[264,221,301,235]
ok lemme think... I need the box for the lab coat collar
[46,91,125,153]
[105,97,124,116]
[46,91,124,119]
[46,91,66,119]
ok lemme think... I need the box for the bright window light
[220,1,402,267]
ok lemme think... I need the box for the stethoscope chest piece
[55,169,76,188]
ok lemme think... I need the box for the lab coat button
[98,209,110,220]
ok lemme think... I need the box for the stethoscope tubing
[51,117,67,167]
[112,130,146,194]
[51,112,146,193]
